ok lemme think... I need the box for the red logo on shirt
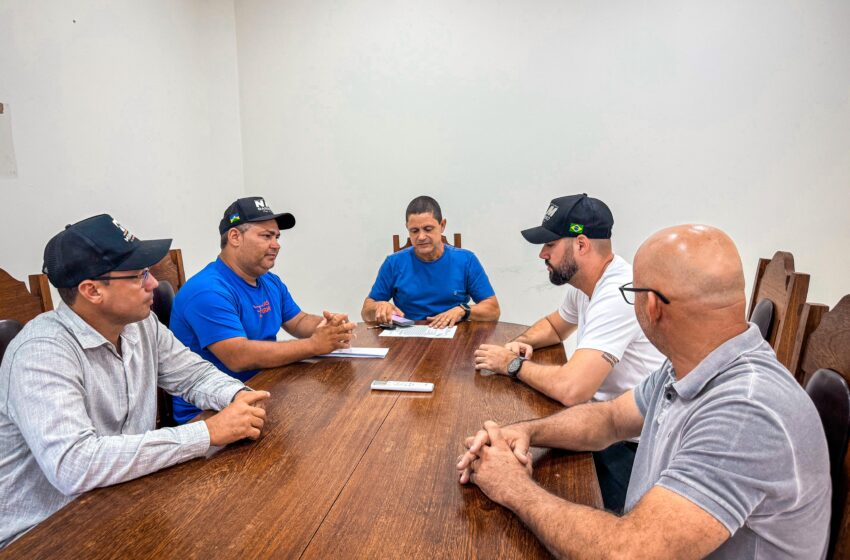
[254,300,271,317]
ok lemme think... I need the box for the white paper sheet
[378,326,457,339]
[317,347,390,358]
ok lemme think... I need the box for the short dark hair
[220,223,253,249]
[405,196,442,223]
[57,286,78,306]
[57,278,110,306]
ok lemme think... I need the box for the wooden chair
[750,298,775,341]
[148,249,185,428]
[150,249,186,291]
[150,279,178,429]
[151,281,176,329]
[0,268,53,325]
[791,295,850,558]
[392,233,462,253]
[746,251,809,370]
[806,368,850,560]
[0,319,23,365]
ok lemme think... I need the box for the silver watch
[507,356,526,379]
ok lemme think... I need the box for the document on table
[318,347,390,358]
[379,326,457,339]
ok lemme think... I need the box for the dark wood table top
[3,321,601,559]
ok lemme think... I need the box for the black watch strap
[507,356,526,379]
[459,303,471,322]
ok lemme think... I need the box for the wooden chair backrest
[746,251,809,370]
[0,319,24,364]
[392,233,462,253]
[0,268,54,325]
[790,295,850,559]
[149,249,186,292]
[148,250,184,430]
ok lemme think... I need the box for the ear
[646,292,664,325]
[227,227,242,247]
[439,218,447,233]
[574,235,591,256]
[76,280,104,305]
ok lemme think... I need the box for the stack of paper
[318,347,390,359]
[379,326,457,339]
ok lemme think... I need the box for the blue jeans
[593,441,638,513]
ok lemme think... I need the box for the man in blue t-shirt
[361,196,500,328]
[170,196,356,423]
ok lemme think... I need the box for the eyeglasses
[95,268,151,288]
[619,282,670,305]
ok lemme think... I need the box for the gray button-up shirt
[0,303,246,547]
[626,324,831,559]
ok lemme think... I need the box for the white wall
[235,0,850,327]
[1,1,848,330]
[0,0,244,286]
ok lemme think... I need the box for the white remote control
[370,380,434,392]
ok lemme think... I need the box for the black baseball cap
[218,196,296,234]
[43,214,172,288]
[521,194,614,244]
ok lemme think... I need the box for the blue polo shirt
[367,245,495,320]
[169,258,301,423]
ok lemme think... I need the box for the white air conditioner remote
[370,380,434,392]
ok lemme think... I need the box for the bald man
[457,225,831,559]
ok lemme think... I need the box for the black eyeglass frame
[618,282,670,305]
[94,268,151,286]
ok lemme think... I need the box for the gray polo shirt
[626,324,830,559]
[0,303,246,547]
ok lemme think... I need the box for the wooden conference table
[4,321,602,559]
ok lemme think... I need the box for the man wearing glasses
[458,225,830,559]
[0,215,269,548]
[472,193,664,512]
[169,197,355,424]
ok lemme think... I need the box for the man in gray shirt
[0,214,271,547]
[457,224,830,559]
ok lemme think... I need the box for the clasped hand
[205,389,271,446]
[312,310,357,354]
[456,421,534,504]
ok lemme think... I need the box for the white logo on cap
[544,203,558,221]
[254,198,271,213]
[111,219,137,243]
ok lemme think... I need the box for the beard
[547,256,579,286]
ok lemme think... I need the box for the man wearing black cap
[0,215,270,548]
[169,196,355,424]
[473,194,664,513]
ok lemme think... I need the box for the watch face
[508,357,521,375]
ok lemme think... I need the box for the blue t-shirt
[169,258,301,423]
[367,245,496,320]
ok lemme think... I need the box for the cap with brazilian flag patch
[521,193,613,244]
[218,196,296,235]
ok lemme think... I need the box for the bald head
[634,225,745,310]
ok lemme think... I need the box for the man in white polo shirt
[473,193,664,512]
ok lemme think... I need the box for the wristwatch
[459,303,471,322]
[507,356,526,380]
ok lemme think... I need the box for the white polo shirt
[558,255,664,403]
